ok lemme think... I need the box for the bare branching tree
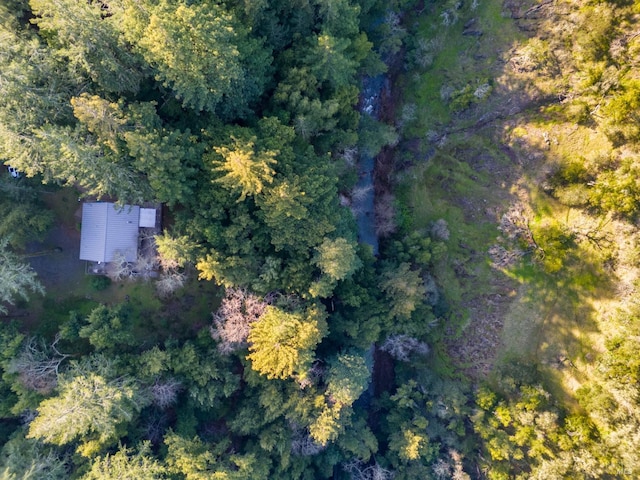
[290,424,325,456]
[343,459,395,480]
[107,250,160,283]
[351,184,373,203]
[340,146,358,168]
[150,378,183,409]
[7,335,70,394]
[399,102,417,127]
[424,273,440,307]
[375,193,397,237]
[349,202,366,217]
[498,205,536,249]
[210,288,268,354]
[433,458,453,479]
[134,254,159,280]
[431,219,450,241]
[381,334,430,362]
[447,449,471,480]
[141,410,170,445]
[155,270,186,298]
[106,251,133,281]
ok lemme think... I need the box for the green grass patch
[497,185,614,403]
[37,295,99,339]
[124,276,223,344]
[39,186,80,230]
[401,143,498,252]
[398,136,507,339]
[29,274,223,346]
[401,0,523,135]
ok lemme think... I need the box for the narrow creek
[353,74,387,256]
[352,73,396,415]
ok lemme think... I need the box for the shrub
[89,276,111,291]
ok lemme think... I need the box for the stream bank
[353,72,401,414]
[353,74,389,256]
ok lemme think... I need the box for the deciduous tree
[210,288,268,354]
[381,334,429,362]
[7,336,69,394]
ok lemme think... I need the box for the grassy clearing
[494,177,619,404]
[396,0,633,393]
[400,0,522,136]
[400,141,499,306]
[397,131,519,379]
[20,185,222,342]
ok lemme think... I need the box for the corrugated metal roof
[80,203,140,263]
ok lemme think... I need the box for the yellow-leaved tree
[247,305,327,380]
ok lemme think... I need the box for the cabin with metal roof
[79,203,144,263]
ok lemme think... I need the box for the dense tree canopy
[27,355,149,454]
[83,442,167,480]
[1,0,605,478]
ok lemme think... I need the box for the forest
[1,0,640,478]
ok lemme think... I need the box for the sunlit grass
[398,0,634,411]
[494,177,622,405]
[401,0,523,136]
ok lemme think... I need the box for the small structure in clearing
[80,202,158,265]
